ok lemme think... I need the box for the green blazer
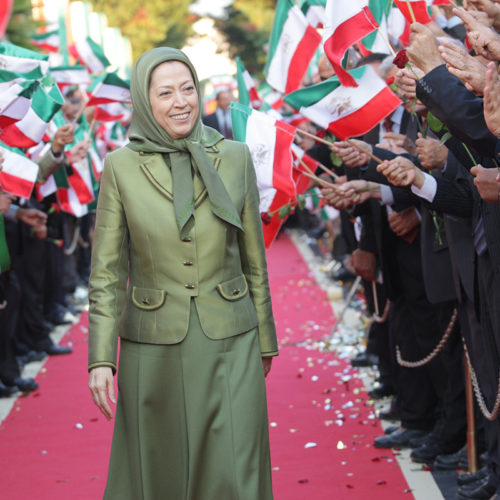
[88,139,278,373]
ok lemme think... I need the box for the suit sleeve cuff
[261,351,279,357]
[379,185,394,205]
[88,361,117,375]
[410,173,437,202]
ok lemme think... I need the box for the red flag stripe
[67,168,94,204]
[285,25,322,94]
[328,87,400,140]
[272,122,297,198]
[324,7,378,88]
[0,171,35,198]
[394,0,431,25]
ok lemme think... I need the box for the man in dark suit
[202,89,233,139]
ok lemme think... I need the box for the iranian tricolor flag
[394,0,432,25]
[87,72,131,106]
[291,143,317,194]
[36,173,57,201]
[67,157,95,205]
[30,30,60,53]
[0,142,39,198]
[50,65,90,90]
[93,102,127,122]
[0,80,38,129]
[284,65,401,140]
[359,0,392,56]
[0,82,64,148]
[301,0,326,29]
[69,36,110,74]
[231,101,296,215]
[323,0,379,87]
[264,0,321,94]
[0,67,44,94]
[0,42,49,74]
[388,6,411,47]
[236,57,262,110]
[53,167,89,218]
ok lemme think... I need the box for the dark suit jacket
[416,64,499,160]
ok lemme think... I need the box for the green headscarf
[128,47,242,238]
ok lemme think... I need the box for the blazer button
[183,260,193,266]
[232,289,240,295]
[182,237,192,242]
[185,283,196,290]
[142,298,151,305]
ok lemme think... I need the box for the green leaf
[330,151,343,167]
[427,111,444,133]
[297,194,306,210]
[278,204,291,220]
[439,132,452,146]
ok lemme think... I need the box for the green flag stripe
[265,0,294,73]
[230,101,251,142]
[0,215,11,273]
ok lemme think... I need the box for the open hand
[407,23,443,74]
[483,61,500,136]
[439,38,488,95]
[89,366,116,421]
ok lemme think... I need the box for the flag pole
[405,0,417,23]
[296,159,337,187]
[376,28,397,57]
[346,139,384,164]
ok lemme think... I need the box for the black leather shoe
[351,352,379,367]
[374,427,428,449]
[17,350,47,366]
[369,383,395,399]
[45,344,73,355]
[411,440,461,464]
[384,425,400,435]
[4,377,38,392]
[456,481,498,499]
[458,467,489,487]
[0,382,19,397]
[434,445,468,471]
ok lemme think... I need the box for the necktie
[383,117,394,133]
[473,217,487,256]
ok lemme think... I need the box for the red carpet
[0,232,411,499]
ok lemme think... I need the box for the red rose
[385,76,395,86]
[50,202,61,214]
[393,50,409,69]
[260,212,272,225]
[56,239,64,248]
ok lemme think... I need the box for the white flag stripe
[91,82,131,102]
[0,146,39,181]
[15,107,50,143]
[38,174,57,198]
[76,40,106,73]
[305,6,325,26]
[267,6,308,92]
[0,84,31,120]
[51,69,90,84]
[245,110,279,212]
[324,0,368,39]
[0,54,49,74]
[67,187,89,218]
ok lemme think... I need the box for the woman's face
[149,61,199,139]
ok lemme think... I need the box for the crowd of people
[283,2,500,499]
[0,89,122,397]
[3,0,500,498]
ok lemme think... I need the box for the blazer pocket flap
[131,286,166,311]
[217,275,249,301]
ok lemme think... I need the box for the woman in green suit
[87,48,278,499]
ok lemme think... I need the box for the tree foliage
[6,0,43,49]
[214,0,276,79]
[88,0,197,62]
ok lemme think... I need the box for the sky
[189,0,232,18]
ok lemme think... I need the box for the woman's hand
[262,357,273,377]
[89,366,116,420]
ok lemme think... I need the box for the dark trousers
[0,272,21,383]
[391,239,466,443]
[475,251,500,488]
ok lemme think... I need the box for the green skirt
[103,301,274,500]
